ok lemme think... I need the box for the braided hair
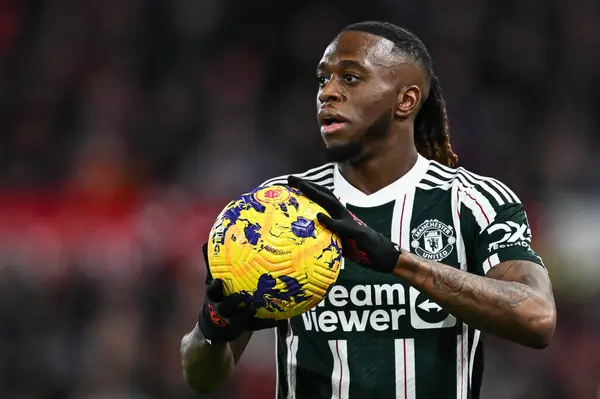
[342,21,458,167]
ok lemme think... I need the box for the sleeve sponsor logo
[486,221,532,252]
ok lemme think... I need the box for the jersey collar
[333,155,430,207]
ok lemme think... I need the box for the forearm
[393,253,555,348]
[180,324,236,394]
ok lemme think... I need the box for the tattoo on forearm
[426,260,532,310]
[400,256,555,342]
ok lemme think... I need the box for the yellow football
[207,185,342,319]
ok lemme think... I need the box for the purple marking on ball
[214,191,266,247]
[238,273,311,312]
[288,196,300,210]
[278,203,289,217]
[244,222,262,245]
[291,217,316,238]
[316,237,343,268]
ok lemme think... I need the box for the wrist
[394,250,411,267]
[181,324,227,363]
[198,313,224,343]
[392,251,428,281]
[193,324,218,347]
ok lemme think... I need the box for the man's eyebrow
[316,59,367,72]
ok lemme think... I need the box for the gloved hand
[198,243,280,343]
[288,175,401,273]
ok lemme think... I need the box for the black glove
[288,176,401,273]
[198,243,279,343]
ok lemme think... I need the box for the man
[181,21,556,399]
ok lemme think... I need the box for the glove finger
[316,213,344,234]
[206,279,224,302]
[227,304,280,331]
[217,293,247,318]
[292,179,341,217]
[286,175,302,188]
[202,243,214,284]
[288,175,335,196]
[227,304,257,325]
[290,177,335,200]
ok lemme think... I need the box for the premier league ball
[207,185,343,319]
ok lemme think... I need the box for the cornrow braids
[342,21,458,167]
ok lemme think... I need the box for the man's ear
[395,85,422,118]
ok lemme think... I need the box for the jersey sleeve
[459,184,545,276]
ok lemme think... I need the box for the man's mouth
[320,118,349,135]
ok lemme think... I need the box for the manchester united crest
[411,219,456,261]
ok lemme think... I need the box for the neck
[338,129,419,195]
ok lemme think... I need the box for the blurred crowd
[0,0,599,398]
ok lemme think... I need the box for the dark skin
[316,30,556,348]
[316,30,427,194]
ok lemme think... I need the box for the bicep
[230,331,254,364]
[486,260,554,300]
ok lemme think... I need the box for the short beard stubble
[324,109,393,164]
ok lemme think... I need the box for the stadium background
[0,0,598,398]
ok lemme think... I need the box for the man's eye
[317,75,328,86]
[343,75,359,84]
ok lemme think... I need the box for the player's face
[316,31,399,162]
